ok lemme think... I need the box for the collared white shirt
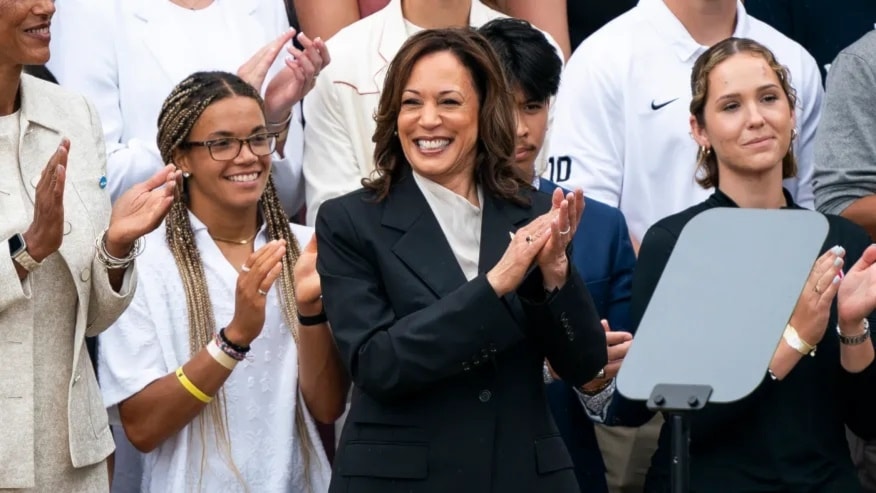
[546,0,823,242]
[98,213,330,493]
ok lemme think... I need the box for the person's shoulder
[323,7,385,55]
[318,188,382,221]
[837,31,876,63]
[646,201,712,240]
[20,74,95,125]
[745,14,818,70]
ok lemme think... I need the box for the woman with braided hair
[97,71,349,492]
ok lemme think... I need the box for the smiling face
[0,0,54,68]
[174,95,272,215]
[396,50,480,190]
[691,52,796,183]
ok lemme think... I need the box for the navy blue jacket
[539,179,637,492]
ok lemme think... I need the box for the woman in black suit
[612,37,876,492]
[315,28,608,492]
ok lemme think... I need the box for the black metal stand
[647,383,713,493]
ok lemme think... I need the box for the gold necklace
[209,230,258,245]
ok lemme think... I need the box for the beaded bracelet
[214,332,247,361]
[219,327,250,353]
[94,228,144,270]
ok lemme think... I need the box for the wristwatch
[837,319,871,346]
[8,233,42,272]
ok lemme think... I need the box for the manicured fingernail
[833,257,843,267]
[831,245,845,256]
[833,275,841,284]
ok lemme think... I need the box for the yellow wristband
[206,339,238,371]
[175,367,213,403]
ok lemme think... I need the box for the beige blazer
[0,75,136,488]
[301,0,511,225]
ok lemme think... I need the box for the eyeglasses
[182,132,279,161]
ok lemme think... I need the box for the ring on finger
[596,368,606,379]
[559,226,571,236]
[258,288,268,296]
[241,264,251,273]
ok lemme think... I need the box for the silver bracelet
[94,228,144,270]
[836,319,871,346]
[266,111,293,129]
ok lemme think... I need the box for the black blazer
[315,169,608,493]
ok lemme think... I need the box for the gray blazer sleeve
[814,34,876,215]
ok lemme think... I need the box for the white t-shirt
[546,0,823,242]
[98,213,331,493]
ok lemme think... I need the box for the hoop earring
[791,128,798,141]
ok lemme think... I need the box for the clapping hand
[263,32,330,125]
[225,240,288,347]
[293,236,323,318]
[537,187,585,290]
[838,244,876,330]
[105,164,179,257]
[22,138,70,262]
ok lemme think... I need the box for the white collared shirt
[546,0,823,242]
[98,213,330,493]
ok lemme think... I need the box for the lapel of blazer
[382,167,536,299]
[382,168,467,298]
[477,186,533,275]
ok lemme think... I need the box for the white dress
[98,213,331,492]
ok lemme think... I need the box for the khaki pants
[595,415,663,493]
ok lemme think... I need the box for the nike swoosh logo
[651,98,679,110]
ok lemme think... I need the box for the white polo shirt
[545,0,823,242]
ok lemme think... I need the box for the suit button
[478,390,492,403]
[80,268,91,282]
[462,362,471,372]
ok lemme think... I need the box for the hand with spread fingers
[224,240,287,347]
[293,236,323,318]
[264,33,331,126]
[486,214,553,297]
[106,164,180,258]
[237,29,297,93]
[786,246,846,347]
[536,187,585,290]
[837,244,876,331]
[22,138,70,263]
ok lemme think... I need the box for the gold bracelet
[175,367,213,403]
[206,339,238,371]
[783,324,817,357]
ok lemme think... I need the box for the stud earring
[182,172,191,178]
